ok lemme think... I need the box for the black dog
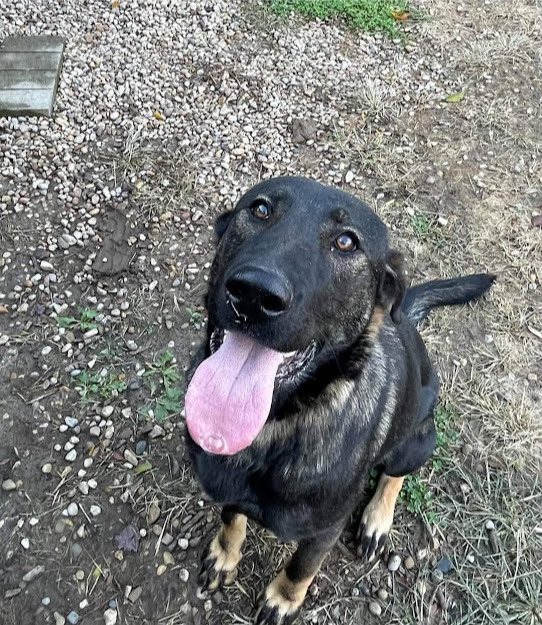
[185,177,494,625]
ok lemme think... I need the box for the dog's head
[186,177,405,455]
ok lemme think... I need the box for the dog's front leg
[256,529,340,625]
[199,506,247,591]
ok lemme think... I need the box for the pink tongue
[185,332,284,455]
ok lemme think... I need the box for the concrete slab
[0,36,65,117]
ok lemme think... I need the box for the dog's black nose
[225,268,293,321]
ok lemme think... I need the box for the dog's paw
[356,499,394,561]
[255,571,307,625]
[198,534,242,592]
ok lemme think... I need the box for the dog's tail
[402,273,496,324]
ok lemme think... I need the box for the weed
[185,306,203,329]
[399,406,458,522]
[74,370,127,405]
[410,212,433,237]
[57,307,99,332]
[271,0,408,37]
[141,350,183,421]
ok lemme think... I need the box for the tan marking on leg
[263,568,317,619]
[206,514,247,589]
[359,473,404,560]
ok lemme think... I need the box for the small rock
[75,570,85,581]
[65,449,77,462]
[90,505,102,516]
[128,586,142,603]
[147,502,161,525]
[21,537,30,549]
[387,553,401,572]
[426,175,437,185]
[79,599,89,610]
[2,479,17,491]
[345,170,354,184]
[65,417,78,428]
[102,406,114,417]
[178,537,189,550]
[149,424,165,439]
[124,449,138,466]
[163,551,175,566]
[42,597,51,606]
[89,426,101,437]
[79,482,89,495]
[368,601,382,616]
[67,502,79,516]
[404,555,415,570]
[485,520,495,531]
[135,440,147,455]
[377,588,388,601]
[67,611,80,624]
[40,260,54,272]
[179,568,189,582]
[104,608,117,625]
[71,543,83,558]
[23,564,45,582]
[157,564,167,576]
[5,588,22,599]
[42,346,52,356]
[54,612,66,625]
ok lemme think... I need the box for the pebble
[42,597,51,606]
[67,502,79,516]
[79,482,89,495]
[437,557,454,574]
[387,553,401,572]
[163,551,175,566]
[67,611,80,624]
[369,601,382,616]
[178,537,189,550]
[157,564,167,576]
[135,440,147,455]
[5,588,21,598]
[54,612,66,625]
[90,505,102,516]
[40,260,54,272]
[129,586,142,603]
[2,479,17,491]
[23,565,45,582]
[179,568,189,582]
[65,417,78,428]
[404,555,415,570]
[72,543,83,558]
[377,588,388,601]
[124,449,138,466]
[21,537,30,549]
[104,608,118,625]
[42,346,52,356]
[102,406,114,417]
[65,449,77,462]
[89,426,101,437]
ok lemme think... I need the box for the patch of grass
[74,370,127,405]
[141,350,183,422]
[410,212,433,237]
[400,405,459,522]
[57,307,99,332]
[271,0,408,37]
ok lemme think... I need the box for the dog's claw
[198,541,240,592]
[255,602,300,625]
[357,521,388,561]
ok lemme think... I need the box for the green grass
[400,405,459,523]
[74,370,127,405]
[141,350,183,422]
[271,0,409,37]
[410,212,433,237]
[57,307,99,332]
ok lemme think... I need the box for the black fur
[186,177,494,622]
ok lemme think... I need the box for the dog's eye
[251,203,270,221]
[335,232,357,253]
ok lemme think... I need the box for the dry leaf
[446,92,464,103]
[111,0,120,8]
[153,112,165,121]
[391,10,409,21]
[531,214,542,228]
[115,525,140,552]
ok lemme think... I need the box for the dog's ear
[214,210,234,240]
[378,250,406,324]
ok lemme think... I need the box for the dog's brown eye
[251,203,270,221]
[335,233,357,252]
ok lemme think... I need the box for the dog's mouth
[186,330,316,457]
[209,329,316,384]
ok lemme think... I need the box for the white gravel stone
[90,505,102,516]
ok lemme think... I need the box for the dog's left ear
[378,250,406,324]
[214,210,234,240]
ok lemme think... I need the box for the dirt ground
[1,1,541,624]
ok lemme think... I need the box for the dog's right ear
[214,211,234,240]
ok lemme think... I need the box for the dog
[184,176,495,625]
